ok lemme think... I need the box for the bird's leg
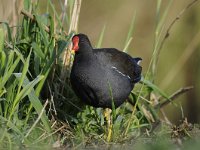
[104,108,112,142]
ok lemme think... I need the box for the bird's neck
[78,43,93,55]
[74,44,94,62]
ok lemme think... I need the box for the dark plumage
[70,34,142,108]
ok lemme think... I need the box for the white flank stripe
[111,66,131,79]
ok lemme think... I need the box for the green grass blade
[34,15,49,48]
[141,77,170,100]
[0,27,6,70]
[0,27,4,53]
[35,67,50,96]
[14,74,51,132]
[156,0,173,35]
[1,22,12,42]
[35,34,72,95]
[108,81,116,120]
[49,15,55,38]
[48,0,63,29]
[17,51,31,95]
[96,25,106,48]
[23,0,31,11]
[13,47,33,78]
[156,0,162,24]
[151,0,173,78]
[0,53,20,90]
[0,51,6,71]
[14,74,44,105]
[0,116,26,140]
[31,42,45,59]
[123,12,136,52]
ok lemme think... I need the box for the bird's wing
[93,48,139,82]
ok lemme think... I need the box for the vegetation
[0,0,199,149]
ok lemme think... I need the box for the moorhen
[70,34,142,109]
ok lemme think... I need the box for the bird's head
[72,34,92,53]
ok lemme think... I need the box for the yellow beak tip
[71,50,75,54]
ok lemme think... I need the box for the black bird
[70,34,142,109]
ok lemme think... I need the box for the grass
[0,0,199,149]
